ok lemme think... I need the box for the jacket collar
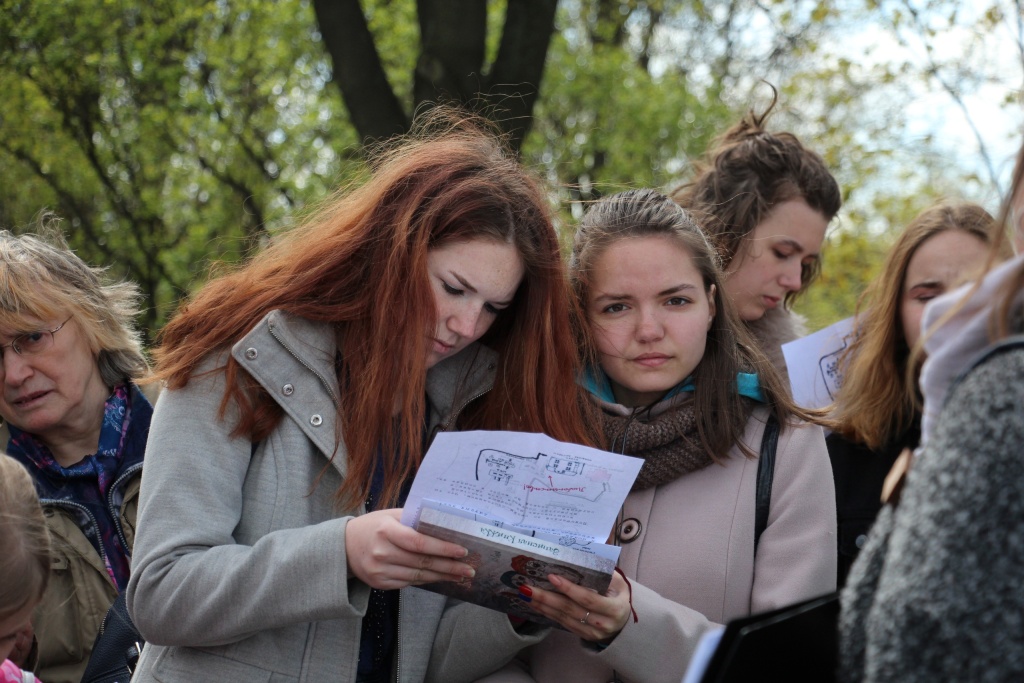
[425,343,498,432]
[918,252,1024,452]
[580,365,763,420]
[745,306,807,377]
[233,310,498,471]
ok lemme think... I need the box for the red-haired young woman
[125,112,596,683]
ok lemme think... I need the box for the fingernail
[548,574,562,586]
[518,585,533,598]
[465,567,476,578]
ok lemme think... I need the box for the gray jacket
[839,340,1024,682]
[126,310,546,683]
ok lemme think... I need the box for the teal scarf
[581,366,766,406]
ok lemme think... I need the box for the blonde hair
[991,141,1024,338]
[831,203,998,448]
[0,212,148,385]
[0,455,51,619]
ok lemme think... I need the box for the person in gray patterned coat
[839,139,1024,682]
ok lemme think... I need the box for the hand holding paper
[345,509,476,589]
[401,430,643,627]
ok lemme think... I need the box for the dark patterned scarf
[7,383,152,590]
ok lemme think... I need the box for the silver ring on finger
[580,610,590,625]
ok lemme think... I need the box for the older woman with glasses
[0,216,151,683]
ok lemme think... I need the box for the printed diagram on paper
[782,316,855,410]
[479,448,608,499]
[401,430,643,543]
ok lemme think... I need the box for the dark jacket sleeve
[827,429,914,589]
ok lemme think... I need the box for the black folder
[699,592,839,683]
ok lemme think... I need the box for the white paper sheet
[781,316,855,409]
[401,430,643,543]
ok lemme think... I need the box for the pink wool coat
[479,406,837,683]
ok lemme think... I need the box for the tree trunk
[313,0,558,152]
[483,0,559,150]
[312,0,409,143]
[414,0,487,106]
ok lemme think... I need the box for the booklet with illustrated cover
[402,430,643,626]
[414,505,616,628]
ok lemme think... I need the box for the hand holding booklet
[401,430,643,627]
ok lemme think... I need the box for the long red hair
[152,113,596,508]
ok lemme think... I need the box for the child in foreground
[0,454,50,683]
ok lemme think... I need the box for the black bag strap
[754,414,780,554]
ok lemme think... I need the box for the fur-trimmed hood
[745,306,808,382]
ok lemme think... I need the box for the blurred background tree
[0,0,1020,339]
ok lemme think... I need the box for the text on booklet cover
[402,430,643,625]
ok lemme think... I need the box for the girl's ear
[707,284,717,330]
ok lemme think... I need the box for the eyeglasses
[0,317,73,358]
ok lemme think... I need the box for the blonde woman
[840,140,1024,681]
[827,202,996,585]
[0,220,151,683]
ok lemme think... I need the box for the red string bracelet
[614,567,638,623]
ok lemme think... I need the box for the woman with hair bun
[672,93,842,378]
[125,111,596,683]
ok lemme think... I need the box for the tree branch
[901,1,1001,193]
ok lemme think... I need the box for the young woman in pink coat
[481,189,837,683]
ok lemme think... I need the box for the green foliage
[0,0,1018,342]
[794,227,891,330]
[0,0,355,335]
[523,0,740,241]
[525,5,731,205]
[362,0,419,104]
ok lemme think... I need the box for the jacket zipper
[267,321,491,681]
[439,385,491,434]
[107,461,144,558]
[395,386,489,682]
[267,322,340,406]
[40,498,113,585]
